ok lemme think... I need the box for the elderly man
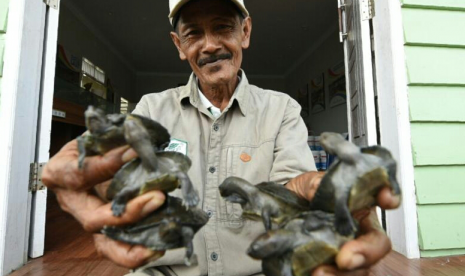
[43,0,399,275]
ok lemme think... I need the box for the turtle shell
[256,182,311,210]
[102,196,209,251]
[249,211,352,276]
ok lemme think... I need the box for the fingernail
[122,148,137,163]
[147,250,165,262]
[141,193,165,216]
[347,254,366,270]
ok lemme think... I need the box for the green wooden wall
[402,0,465,257]
[0,0,8,107]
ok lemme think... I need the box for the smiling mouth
[198,53,232,67]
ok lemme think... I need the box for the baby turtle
[310,132,401,236]
[77,106,170,169]
[102,196,209,266]
[78,106,199,214]
[219,177,310,230]
[107,151,199,216]
[247,211,353,276]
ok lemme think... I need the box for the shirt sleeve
[131,95,151,117]
[269,97,317,185]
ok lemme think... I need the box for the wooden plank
[402,0,465,10]
[409,86,465,122]
[411,123,465,166]
[405,46,465,86]
[417,204,465,250]
[415,166,465,204]
[402,8,465,47]
[421,248,465,258]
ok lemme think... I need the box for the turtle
[218,176,310,230]
[247,211,353,276]
[78,106,199,214]
[102,196,209,266]
[309,132,401,236]
[107,151,199,216]
[77,106,170,169]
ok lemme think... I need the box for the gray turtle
[219,177,310,230]
[102,196,209,266]
[107,151,198,216]
[247,211,353,276]
[78,106,199,214]
[310,132,401,236]
[77,106,170,169]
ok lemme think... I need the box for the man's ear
[241,17,252,49]
[170,32,187,60]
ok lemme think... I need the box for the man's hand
[286,172,401,276]
[43,140,166,268]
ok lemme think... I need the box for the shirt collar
[179,69,249,117]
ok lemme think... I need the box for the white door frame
[29,2,61,259]
[372,1,420,258]
[0,0,58,274]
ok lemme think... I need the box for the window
[120,97,129,114]
[81,57,107,99]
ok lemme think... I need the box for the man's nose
[202,32,221,53]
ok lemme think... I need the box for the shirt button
[207,210,213,218]
[209,167,216,173]
[213,124,219,131]
[211,252,218,261]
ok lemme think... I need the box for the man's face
[170,0,252,87]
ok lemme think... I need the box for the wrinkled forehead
[176,0,241,28]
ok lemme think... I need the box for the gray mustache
[198,53,232,67]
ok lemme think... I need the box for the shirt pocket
[218,142,274,229]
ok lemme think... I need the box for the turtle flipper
[111,185,141,216]
[182,227,197,266]
[262,256,293,276]
[261,207,273,231]
[177,171,199,208]
[124,119,158,171]
[334,190,357,236]
[386,159,401,196]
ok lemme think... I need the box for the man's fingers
[336,211,391,270]
[43,139,136,191]
[82,191,166,232]
[56,189,166,232]
[377,187,401,210]
[80,145,134,189]
[93,234,165,269]
[313,265,369,276]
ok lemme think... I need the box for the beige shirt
[132,70,316,276]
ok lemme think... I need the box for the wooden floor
[8,195,465,276]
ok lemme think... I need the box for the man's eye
[185,30,200,37]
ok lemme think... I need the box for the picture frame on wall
[310,73,325,114]
[327,60,347,108]
[297,83,310,117]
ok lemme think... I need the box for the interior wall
[135,73,286,99]
[57,4,137,103]
[285,29,347,135]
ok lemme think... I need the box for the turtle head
[247,230,294,259]
[320,132,360,163]
[85,106,111,134]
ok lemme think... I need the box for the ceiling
[64,0,339,76]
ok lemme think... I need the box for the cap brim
[169,0,249,26]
